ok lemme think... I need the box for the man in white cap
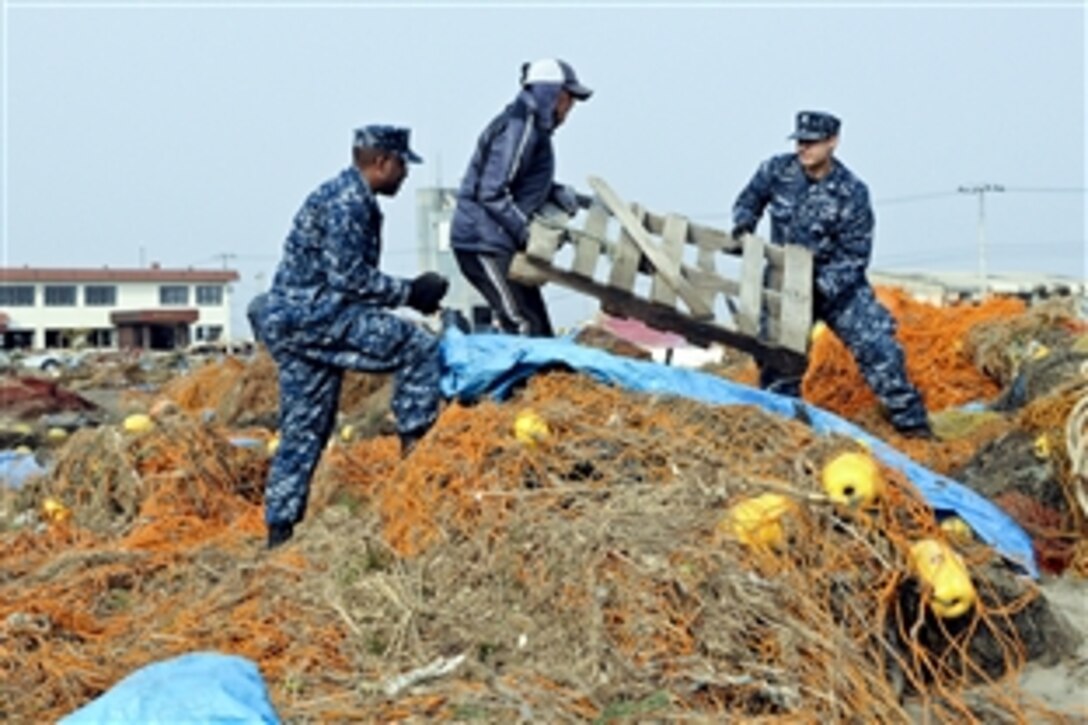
[449,58,592,336]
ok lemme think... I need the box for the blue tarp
[440,328,1039,578]
[0,450,46,490]
[60,652,280,725]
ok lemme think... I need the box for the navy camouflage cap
[353,125,423,164]
[788,111,841,141]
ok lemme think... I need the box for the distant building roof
[0,266,239,283]
[111,309,200,325]
[870,269,1085,299]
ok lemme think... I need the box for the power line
[1003,186,1087,194]
[875,191,960,205]
[689,185,1085,219]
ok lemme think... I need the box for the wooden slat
[643,210,747,257]
[651,214,689,306]
[736,234,764,335]
[778,244,814,354]
[696,240,717,275]
[512,254,806,375]
[608,204,644,292]
[509,176,814,373]
[524,223,564,264]
[686,268,742,302]
[573,203,609,279]
[509,252,547,286]
[589,177,712,319]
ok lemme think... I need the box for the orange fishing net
[804,288,1025,418]
[2,298,1082,722]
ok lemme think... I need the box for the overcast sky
[2,1,1085,335]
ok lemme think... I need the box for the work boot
[897,421,937,441]
[267,522,295,550]
[399,428,427,459]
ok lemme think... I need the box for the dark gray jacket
[450,85,567,254]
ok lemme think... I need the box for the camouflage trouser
[246,293,268,344]
[759,284,928,430]
[258,304,441,526]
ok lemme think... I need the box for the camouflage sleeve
[816,183,873,303]
[476,110,535,247]
[732,158,775,231]
[323,198,410,308]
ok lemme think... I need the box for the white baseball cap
[520,58,593,100]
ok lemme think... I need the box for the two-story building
[0,265,239,351]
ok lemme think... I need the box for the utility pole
[957,183,1005,299]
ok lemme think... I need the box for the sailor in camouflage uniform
[731,111,932,438]
[249,125,450,548]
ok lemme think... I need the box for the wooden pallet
[509,176,813,372]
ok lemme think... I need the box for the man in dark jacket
[450,58,592,336]
[732,111,933,439]
[249,125,449,549]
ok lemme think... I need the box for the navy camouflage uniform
[732,112,928,432]
[250,126,441,529]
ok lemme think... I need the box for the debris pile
[1,291,1087,721]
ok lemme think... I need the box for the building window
[44,285,77,306]
[196,285,223,306]
[84,285,117,306]
[88,329,114,348]
[159,285,189,306]
[194,324,223,342]
[0,285,35,306]
[45,329,76,348]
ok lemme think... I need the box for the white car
[19,351,83,377]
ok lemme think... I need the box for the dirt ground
[1018,576,1088,716]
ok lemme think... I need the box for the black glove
[552,184,581,216]
[731,223,754,240]
[406,272,449,315]
[515,224,531,252]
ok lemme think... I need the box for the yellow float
[821,451,885,508]
[910,538,977,619]
[721,493,797,549]
[514,409,550,446]
[122,413,154,434]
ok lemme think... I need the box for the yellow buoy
[41,497,71,523]
[910,539,977,619]
[340,424,355,442]
[821,451,885,508]
[1033,434,1050,460]
[939,516,974,543]
[721,493,797,549]
[122,413,154,434]
[14,445,32,455]
[514,409,550,446]
[810,322,829,342]
[267,434,281,456]
[46,427,69,442]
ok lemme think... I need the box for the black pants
[454,249,554,337]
